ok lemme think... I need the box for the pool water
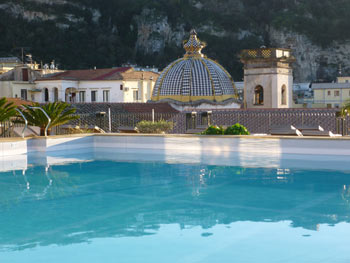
[1,153,350,263]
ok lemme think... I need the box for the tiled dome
[151,30,237,103]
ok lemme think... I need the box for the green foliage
[202,125,224,135]
[2,0,350,79]
[224,123,250,135]
[0,97,17,122]
[22,102,79,136]
[202,124,250,135]
[136,120,173,134]
[340,100,350,118]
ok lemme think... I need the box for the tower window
[281,85,287,105]
[254,85,264,105]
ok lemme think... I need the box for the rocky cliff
[1,0,350,82]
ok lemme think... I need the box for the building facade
[0,65,39,101]
[312,82,350,108]
[36,67,159,103]
[0,64,64,101]
[240,48,295,109]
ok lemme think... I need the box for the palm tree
[341,100,350,117]
[22,102,80,136]
[0,97,17,122]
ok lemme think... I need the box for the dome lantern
[183,29,206,58]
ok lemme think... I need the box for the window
[327,91,331,96]
[334,90,340,96]
[281,85,287,105]
[103,90,110,102]
[22,68,28,81]
[65,88,77,103]
[120,84,123,91]
[21,89,27,100]
[54,88,58,102]
[79,91,86,102]
[91,91,97,102]
[254,85,264,105]
[133,90,139,101]
[44,88,49,102]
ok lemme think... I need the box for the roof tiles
[38,67,159,81]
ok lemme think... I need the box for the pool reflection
[1,160,350,251]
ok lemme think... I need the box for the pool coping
[1,133,350,158]
[0,133,349,142]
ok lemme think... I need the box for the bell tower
[240,48,295,108]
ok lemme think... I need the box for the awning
[29,88,42,92]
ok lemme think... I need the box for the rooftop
[0,57,21,63]
[38,67,159,81]
[240,48,295,62]
[5,98,33,106]
[312,82,350,89]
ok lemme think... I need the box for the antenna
[338,64,342,76]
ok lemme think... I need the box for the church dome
[151,30,237,103]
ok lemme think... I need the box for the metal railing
[15,108,28,138]
[29,106,51,136]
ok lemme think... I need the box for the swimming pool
[1,144,350,263]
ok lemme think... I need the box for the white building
[0,62,63,101]
[35,67,159,103]
[0,65,41,101]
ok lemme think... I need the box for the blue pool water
[0,151,350,263]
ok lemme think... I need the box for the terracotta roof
[4,98,33,106]
[118,71,159,81]
[37,67,159,81]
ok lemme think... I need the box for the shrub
[224,123,250,135]
[202,125,224,135]
[136,120,173,134]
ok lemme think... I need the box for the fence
[188,109,350,135]
[67,112,184,133]
[1,109,350,137]
[0,120,26,138]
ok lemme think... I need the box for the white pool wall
[1,134,350,157]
